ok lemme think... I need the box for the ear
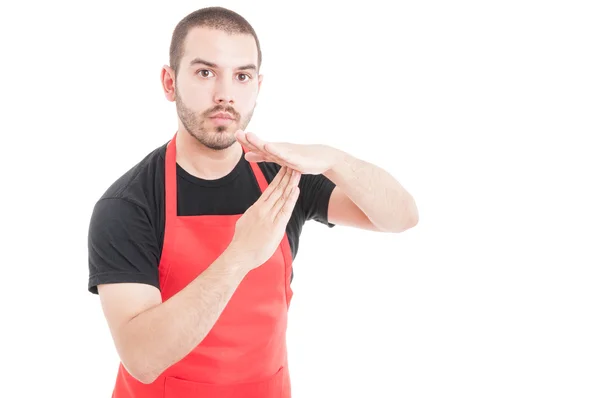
[258,74,263,92]
[161,65,177,102]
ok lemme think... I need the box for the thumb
[244,152,267,163]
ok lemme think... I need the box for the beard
[175,90,254,151]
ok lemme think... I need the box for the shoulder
[88,144,167,294]
[96,142,167,212]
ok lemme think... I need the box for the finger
[244,152,268,163]
[246,132,268,152]
[239,134,291,166]
[255,152,296,169]
[272,170,301,216]
[275,183,300,226]
[236,130,261,153]
[291,169,301,187]
[258,166,288,204]
[234,130,251,148]
[264,144,299,169]
[265,166,293,209]
[264,142,287,158]
[240,131,291,162]
[250,152,296,170]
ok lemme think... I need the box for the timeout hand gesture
[229,166,301,269]
[235,130,340,175]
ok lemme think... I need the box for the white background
[0,0,598,397]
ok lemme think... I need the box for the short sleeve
[299,173,336,227]
[87,198,161,294]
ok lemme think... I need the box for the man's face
[173,27,262,150]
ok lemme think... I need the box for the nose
[213,78,234,105]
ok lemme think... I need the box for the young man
[88,6,418,398]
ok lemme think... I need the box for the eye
[237,73,251,82]
[197,69,214,78]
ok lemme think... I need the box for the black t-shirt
[87,141,336,294]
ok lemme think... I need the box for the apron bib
[111,133,294,398]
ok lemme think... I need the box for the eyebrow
[189,57,257,71]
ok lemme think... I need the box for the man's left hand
[235,130,341,175]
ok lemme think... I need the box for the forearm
[119,249,250,384]
[324,149,418,232]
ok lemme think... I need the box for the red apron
[111,133,294,397]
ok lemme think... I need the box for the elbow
[136,372,159,385]
[404,210,419,231]
[408,209,419,228]
[113,322,165,384]
[121,358,161,385]
[128,366,159,385]
[388,206,419,233]
[403,200,419,230]
[389,218,418,233]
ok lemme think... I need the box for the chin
[213,125,235,134]
[207,132,238,150]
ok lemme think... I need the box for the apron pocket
[164,366,284,398]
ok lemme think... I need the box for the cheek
[181,93,212,115]
[237,86,258,109]
[178,79,211,105]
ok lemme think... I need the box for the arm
[323,149,419,233]
[98,250,248,384]
[90,199,250,384]
[91,167,298,384]
[235,130,418,233]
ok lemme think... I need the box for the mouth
[208,112,236,126]
[209,112,235,120]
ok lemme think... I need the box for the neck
[175,129,243,180]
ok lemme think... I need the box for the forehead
[182,27,258,69]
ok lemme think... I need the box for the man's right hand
[227,166,301,270]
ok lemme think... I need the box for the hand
[235,130,341,175]
[227,166,301,270]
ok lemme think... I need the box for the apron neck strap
[165,133,178,219]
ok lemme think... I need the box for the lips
[210,112,235,120]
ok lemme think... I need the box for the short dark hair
[169,7,262,78]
